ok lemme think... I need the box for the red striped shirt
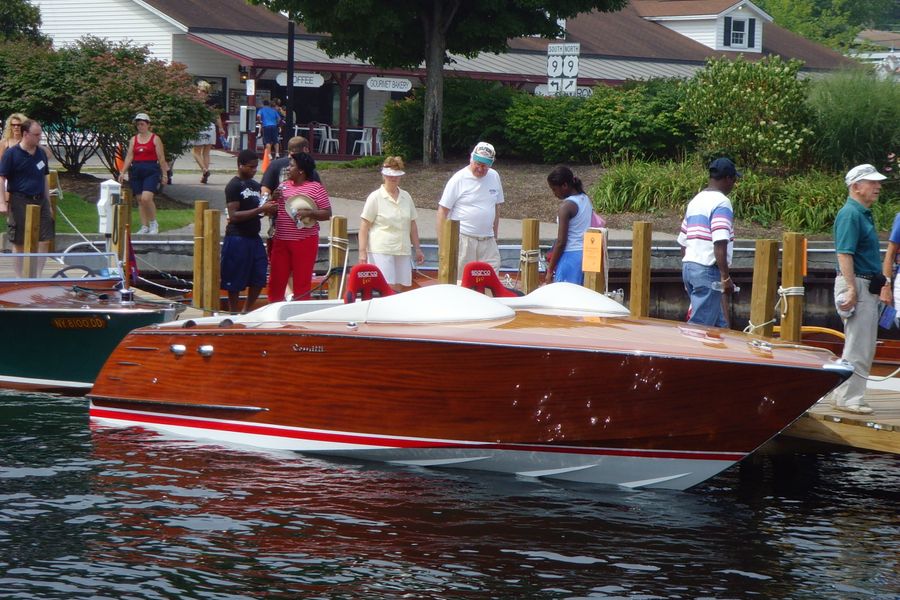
[275,180,330,241]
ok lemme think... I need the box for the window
[723,16,756,50]
[731,19,746,47]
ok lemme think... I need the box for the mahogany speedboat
[0,252,184,393]
[88,283,851,490]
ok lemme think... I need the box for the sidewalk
[66,150,677,243]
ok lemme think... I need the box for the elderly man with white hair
[830,163,889,414]
[436,141,505,274]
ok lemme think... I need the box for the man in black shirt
[221,149,275,313]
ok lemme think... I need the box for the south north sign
[275,72,325,88]
[366,77,412,92]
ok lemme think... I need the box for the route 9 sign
[547,43,580,96]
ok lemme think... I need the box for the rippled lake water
[1,391,898,599]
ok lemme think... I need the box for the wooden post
[201,209,221,314]
[748,239,779,337]
[47,170,60,252]
[328,216,347,300]
[192,201,209,309]
[520,218,540,294]
[781,232,806,343]
[583,229,607,293]
[438,219,460,284]
[22,205,41,277]
[112,205,129,267]
[630,221,652,318]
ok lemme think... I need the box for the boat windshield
[0,252,123,283]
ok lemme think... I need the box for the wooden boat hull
[0,284,181,393]
[89,287,850,490]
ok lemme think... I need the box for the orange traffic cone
[115,143,125,174]
[260,150,270,173]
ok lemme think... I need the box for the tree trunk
[422,2,449,166]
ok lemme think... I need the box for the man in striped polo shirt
[676,157,740,327]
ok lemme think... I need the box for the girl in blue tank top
[545,166,593,284]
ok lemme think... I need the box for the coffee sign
[275,72,325,88]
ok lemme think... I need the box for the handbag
[590,211,606,228]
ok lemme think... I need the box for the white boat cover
[287,284,515,324]
[498,282,630,316]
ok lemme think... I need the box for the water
[1,391,897,599]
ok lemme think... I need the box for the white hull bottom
[90,406,746,491]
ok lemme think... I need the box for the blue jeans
[683,261,726,327]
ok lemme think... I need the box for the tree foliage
[681,56,813,174]
[0,0,49,45]
[0,37,212,176]
[755,0,894,50]
[249,0,628,164]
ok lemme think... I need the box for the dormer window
[731,19,746,46]
[723,16,756,50]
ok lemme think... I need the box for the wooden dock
[783,385,900,454]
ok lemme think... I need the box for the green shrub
[573,80,694,162]
[381,78,520,160]
[806,69,900,170]
[505,94,583,163]
[592,159,900,234]
[681,56,814,173]
[590,159,706,214]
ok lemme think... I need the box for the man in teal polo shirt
[832,164,889,414]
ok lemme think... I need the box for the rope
[743,285,805,334]
[55,205,107,255]
[519,248,540,264]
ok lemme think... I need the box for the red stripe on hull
[89,406,747,462]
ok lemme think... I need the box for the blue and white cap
[471,141,495,166]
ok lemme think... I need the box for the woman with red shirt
[268,152,331,302]
[118,113,168,234]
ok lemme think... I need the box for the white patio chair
[375,128,383,154]
[321,125,339,154]
[352,128,373,156]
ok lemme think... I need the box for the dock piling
[748,239,779,337]
[630,222,652,318]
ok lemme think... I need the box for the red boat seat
[460,261,520,298]
[345,263,395,303]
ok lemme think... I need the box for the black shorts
[262,125,279,146]
[8,192,54,245]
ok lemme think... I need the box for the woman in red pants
[268,151,331,302]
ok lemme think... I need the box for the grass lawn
[1,192,196,235]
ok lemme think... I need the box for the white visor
[381,167,405,177]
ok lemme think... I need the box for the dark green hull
[0,307,175,393]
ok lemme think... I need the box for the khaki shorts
[458,233,500,274]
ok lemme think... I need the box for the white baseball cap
[133,112,151,123]
[845,164,887,186]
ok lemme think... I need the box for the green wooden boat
[0,252,183,393]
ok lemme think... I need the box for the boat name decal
[291,344,325,353]
[52,317,108,329]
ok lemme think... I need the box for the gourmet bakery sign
[366,77,412,92]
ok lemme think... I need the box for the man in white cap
[831,163,889,414]
[437,141,505,274]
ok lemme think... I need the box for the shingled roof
[510,4,854,71]
[138,0,292,35]
[140,0,854,74]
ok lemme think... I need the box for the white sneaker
[136,225,150,234]
[148,221,159,235]
[836,404,873,415]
